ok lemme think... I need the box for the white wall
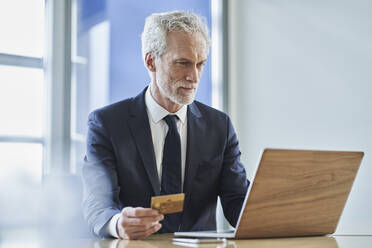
[229,0,372,234]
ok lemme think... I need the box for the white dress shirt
[106,87,188,238]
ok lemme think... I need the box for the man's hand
[116,207,164,239]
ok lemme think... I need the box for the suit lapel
[183,102,204,195]
[128,88,160,195]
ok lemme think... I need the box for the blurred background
[0,0,371,243]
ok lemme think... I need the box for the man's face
[155,31,208,106]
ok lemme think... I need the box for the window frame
[0,53,45,174]
[0,0,46,178]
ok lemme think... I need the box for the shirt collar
[145,86,187,124]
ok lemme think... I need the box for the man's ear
[145,53,156,72]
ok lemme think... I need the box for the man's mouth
[179,87,195,93]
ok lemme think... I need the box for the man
[82,11,249,239]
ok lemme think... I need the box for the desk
[1,233,371,248]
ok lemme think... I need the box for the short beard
[157,78,197,106]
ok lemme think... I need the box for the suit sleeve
[218,116,250,227]
[81,110,122,237]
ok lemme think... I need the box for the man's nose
[185,66,200,83]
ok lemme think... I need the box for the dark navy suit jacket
[82,88,249,237]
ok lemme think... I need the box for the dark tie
[160,115,182,232]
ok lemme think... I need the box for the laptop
[175,148,364,239]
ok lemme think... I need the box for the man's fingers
[123,214,164,226]
[122,221,158,233]
[117,207,163,240]
[127,223,162,239]
[122,207,160,217]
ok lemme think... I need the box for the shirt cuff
[106,213,121,238]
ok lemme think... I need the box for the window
[0,0,45,184]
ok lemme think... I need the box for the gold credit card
[151,193,185,214]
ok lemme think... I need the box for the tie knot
[163,115,179,130]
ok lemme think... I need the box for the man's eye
[177,61,189,65]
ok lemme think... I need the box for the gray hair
[141,10,211,61]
